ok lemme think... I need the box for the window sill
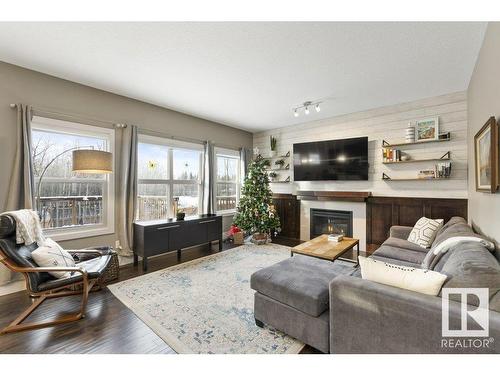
[43,225,114,242]
[216,210,237,216]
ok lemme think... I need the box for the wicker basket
[71,249,119,290]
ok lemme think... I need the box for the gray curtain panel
[1,104,35,286]
[203,141,215,214]
[117,124,137,257]
[5,104,35,211]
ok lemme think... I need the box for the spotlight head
[293,109,299,117]
[315,103,321,112]
[304,106,310,115]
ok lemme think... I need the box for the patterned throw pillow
[407,217,444,249]
[359,256,447,296]
[31,238,76,279]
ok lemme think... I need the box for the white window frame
[31,116,115,241]
[137,134,203,219]
[214,147,241,215]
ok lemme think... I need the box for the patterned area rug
[108,244,305,354]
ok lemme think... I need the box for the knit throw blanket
[2,209,46,245]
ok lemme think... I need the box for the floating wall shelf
[382,173,451,181]
[382,151,451,165]
[382,132,451,148]
[261,151,291,160]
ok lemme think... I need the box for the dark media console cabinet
[133,214,223,271]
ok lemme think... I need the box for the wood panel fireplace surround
[272,191,467,252]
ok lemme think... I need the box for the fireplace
[310,209,353,239]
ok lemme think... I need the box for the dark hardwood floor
[0,237,353,354]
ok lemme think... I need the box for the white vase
[269,150,277,157]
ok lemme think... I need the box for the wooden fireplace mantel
[296,191,372,202]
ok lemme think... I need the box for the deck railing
[38,196,103,229]
[37,195,238,228]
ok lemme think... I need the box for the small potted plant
[176,208,185,221]
[269,171,278,182]
[275,159,285,169]
[269,136,277,157]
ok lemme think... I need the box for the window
[215,148,240,213]
[137,135,203,220]
[31,116,115,240]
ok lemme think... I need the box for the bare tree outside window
[31,128,107,230]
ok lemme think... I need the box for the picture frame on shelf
[416,117,439,142]
[474,117,499,193]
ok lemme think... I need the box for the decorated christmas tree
[234,155,280,242]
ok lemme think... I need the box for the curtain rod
[138,127,206,146]
[9,104,247,151]
[9,103,127,128]
[138,128,245,151]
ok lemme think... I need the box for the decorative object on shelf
[383,151,451,165]
[269,136,277,157]
[234,155,281,244]
[474,116,499,193]
[382,148,402,162]
[382,132,450,147]
[275,159,285,168]
[176,210,186,221]
[292,101,321,117]
[434,162,452,179]
[418,169,436,179]
[416,117,439,142]
[405,123,415,143]
[269,171,278,181]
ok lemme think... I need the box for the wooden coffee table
[291,235,360,265]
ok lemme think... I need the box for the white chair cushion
[359,256,447,296]
[407,217,444,248]
[31,238,76,279]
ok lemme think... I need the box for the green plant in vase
[269,136,277,157]
[275,159,285,169]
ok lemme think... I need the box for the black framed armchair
[0,214,113,334]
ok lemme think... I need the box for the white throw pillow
[358,256,447,296]
[407,217,444,248]
[31,238,76,279]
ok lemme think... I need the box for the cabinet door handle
[199,219,216,224]
[157,225,180,230]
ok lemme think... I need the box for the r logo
[442,288,489,337]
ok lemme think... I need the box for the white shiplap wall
[253,92,468,198]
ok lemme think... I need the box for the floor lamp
[36,147,113,214]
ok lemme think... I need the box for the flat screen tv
[293,137,369,181]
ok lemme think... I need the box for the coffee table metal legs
[338,243,359,266]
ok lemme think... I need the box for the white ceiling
[0,22,487,133]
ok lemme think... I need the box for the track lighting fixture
[292,100,322,118]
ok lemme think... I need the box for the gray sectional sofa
[251,217,500,353]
